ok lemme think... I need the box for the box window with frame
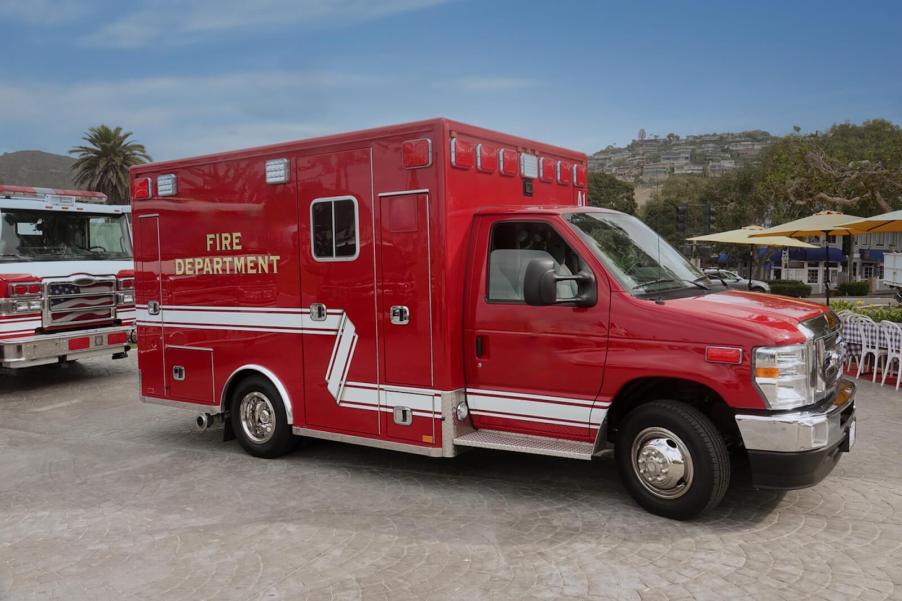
[311,196,358,261]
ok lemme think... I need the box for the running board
[453,429,595,460]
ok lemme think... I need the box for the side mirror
[523,257,597,308]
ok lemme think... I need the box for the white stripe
[135,321,328,335]
[162,304,309,314]
[466,387,597,406]
[136,309,161,323]
[467,394,598,425]
[470,409,606,429]
[326,315,356,400]
[0,319,40,333]
[163,309,341,331]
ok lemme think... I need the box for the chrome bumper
[0,325,133,368]
[735,379,856,453]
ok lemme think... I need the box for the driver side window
[487,221,582,303]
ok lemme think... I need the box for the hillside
[0,150,81,189]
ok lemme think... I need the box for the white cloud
[0,70,388,159]
[82,0,451,48]
[0,0,84,24]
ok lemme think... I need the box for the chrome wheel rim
[239,391,276,444]
[631,427,694,499]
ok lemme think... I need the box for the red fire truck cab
[131,119,856,519]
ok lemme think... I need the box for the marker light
[539,157,555,182]
[499,149,518,176]
[573,164,587,188]
[475,144,497,173]
[556,161,572,185]
[265,159,289,184]
[705,346,743,364]
[450,138,475,169]
[402,138,432,168]
[131,177,152,201]
[157,174,177,197]
[520,153,539,178]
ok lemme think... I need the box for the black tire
[230,375,298,459]
[616,400,730,520]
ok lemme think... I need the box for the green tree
[70,125,151,205]
[587,172,637,214]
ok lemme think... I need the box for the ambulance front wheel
[615,400,730,520]
[230,376,298,459]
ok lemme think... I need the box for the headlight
[754,344,814,409]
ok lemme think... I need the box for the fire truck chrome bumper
[0,325,133,369]
[735,379,856,489]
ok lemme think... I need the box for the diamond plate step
[454,429,595,460]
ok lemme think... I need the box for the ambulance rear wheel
[230,376,298,459]
[616,400,730,520]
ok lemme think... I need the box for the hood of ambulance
[613,289,827,347]
[1,260,133,279]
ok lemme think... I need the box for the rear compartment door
[135,214,166,398]
[298,149,380,436]
[376,191,435,444]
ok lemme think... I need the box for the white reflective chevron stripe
[467,393,603,426]
[326,314,357,402]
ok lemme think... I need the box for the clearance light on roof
[131,177,152,201]
[539,157,555,183]
[265,158,289,184]
[520,153,538,178]
[499,149,518,176]
[475,144,497,173]
[573,164,587,188]
[450,138,475,169]
[402,138,433,168]
[557,161,572,185]
[157,174,177,197]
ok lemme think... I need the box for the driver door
[463,216,609,441]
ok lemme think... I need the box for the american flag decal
[47,280,116,327]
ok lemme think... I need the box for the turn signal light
[131,177,152,201]
[754,366,780,378]
[402,138,432,168]
[706,346,743,364]
[10,283,41,296]
[450,138,475,169]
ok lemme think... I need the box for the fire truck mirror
[523,257,597,308]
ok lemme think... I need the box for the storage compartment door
[166,346,215,405]
[135,214,165,398]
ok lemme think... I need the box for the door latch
[390,305,410,325]
[310,303,327,321]
[148,300,161,315]
[393,406,413,426]
[172,365,186,381]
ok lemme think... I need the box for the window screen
[487,221,582,302]
[311,197,358,261]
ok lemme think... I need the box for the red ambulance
[130,119,855,519]
[1,185,135,368]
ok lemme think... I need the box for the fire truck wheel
[616,400,730,520]
[230,376,298,459]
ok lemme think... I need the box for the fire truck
[0,185,135,368]
[130,119,856,519]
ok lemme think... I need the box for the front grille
[803,312,844,397]
[43,276,117,330]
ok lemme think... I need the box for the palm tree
[70,126,151,204]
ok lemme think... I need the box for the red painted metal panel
[166,347,215,404]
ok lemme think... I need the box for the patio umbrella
[749,210,859,304]
[838,209,902,233]
[688,226,817,290]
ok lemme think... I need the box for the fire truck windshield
[565,211,709,296]
[0,209,132,263]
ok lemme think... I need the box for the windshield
[0,209,132,262]
[565,211,708,295]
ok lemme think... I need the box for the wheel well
[220,366,294,423]
[604,377,741,449]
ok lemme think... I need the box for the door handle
[475,335,485,358]
[148,300,160,315]
[390,305,410,325]
[309,303,327,321]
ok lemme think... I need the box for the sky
[1,0,901,161]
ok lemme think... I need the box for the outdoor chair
[856,316,887,382]
[879,320,902,390]
[840,312,864,372]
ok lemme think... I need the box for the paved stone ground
[1,356,901,601]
